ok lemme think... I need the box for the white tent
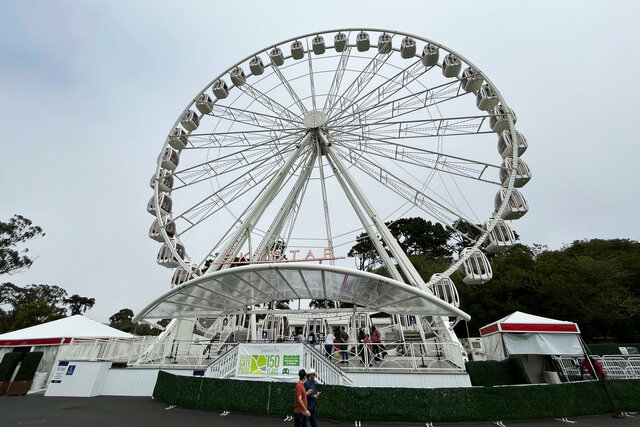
[0,316,132,390]
[0,315,132,347]
[480,311,583,361]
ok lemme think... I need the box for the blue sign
[66,365,76,376]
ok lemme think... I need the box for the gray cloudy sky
[1,1,639,322]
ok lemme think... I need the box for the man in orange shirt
[294,369,310,427]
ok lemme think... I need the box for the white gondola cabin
[422,43,439,67]
[269,47,284,66]
[168,128,188,150]
[291,40,304,60]
[494,188,529,220]
[149,170,173,193]
[442,54,462,77]
[312,35,325,55]
[195,93,213,114]
[483,219,517,254]
[160,147,179,171]
[171,264,199,288]
[378,33,392,54]
[147,194,172,216]
[149,219,176,242]
[356,31,370,52]
[249,56,265,75]
[429,274,460,307]
[230,67,246,87]
[180,110,199,131]
[498,130,528,158]
[334,32,347,52]
[500,157,532,188]
[490,105,516,134]
[400,36,416,58]
[157,240,186,268]
[476,84,499,111]
[459,248,493,285]
[461,67,483,93]
[212,79,230,100]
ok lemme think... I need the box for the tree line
[2,214,639,342]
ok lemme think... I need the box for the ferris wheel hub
[303,110,327,129]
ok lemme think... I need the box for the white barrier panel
[235,343,303,381]
[45,361,111,397]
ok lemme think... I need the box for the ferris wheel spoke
[329,141,483,232]
[174,131,305,176]
[237,81,303,122]
[330,137,500,185]
[322,46,352,113]
[172,145,296,191]
[330,79,463,126]
[173,152,291,230]
[328,56,430,124]
[305,41,318,111]
[208,104,301,131]
[326,49,394,119]
[271,63,308,115]
[328,127,502,179]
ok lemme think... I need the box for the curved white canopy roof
[135,264,470,321]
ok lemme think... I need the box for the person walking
[324,329,335,358]
[303,368,321,427]
[294,369,310,427]
[339,326,349,362]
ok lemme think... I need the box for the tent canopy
[480,311,580,336]
[0,315,132,346]
[480,312,583,358]
[134,263,470,322]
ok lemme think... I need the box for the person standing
[370,325,382,361]
[324,329,335,358]
[303,368,321,427]
[294,369,310,427]
[339,326,349,362]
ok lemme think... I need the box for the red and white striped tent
[479,311,583,360]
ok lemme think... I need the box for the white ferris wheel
[143,28,530,330]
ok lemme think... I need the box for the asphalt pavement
[0,394,638,427]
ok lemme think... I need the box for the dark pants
[294,412,308,427]
[308,408,318,427]
[325,344,333,357]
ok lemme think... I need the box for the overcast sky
[1,1,639,323]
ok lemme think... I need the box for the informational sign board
[235,344,303,380]
[51,361,69,384]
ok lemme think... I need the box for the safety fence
[553,355,640,381]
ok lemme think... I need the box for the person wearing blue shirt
[303,368,321,427]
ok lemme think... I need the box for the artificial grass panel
[0,352,24,381]
[13,352,43,382]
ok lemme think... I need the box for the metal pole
[579,336,623,418]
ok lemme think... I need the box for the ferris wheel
[147,28,530,319]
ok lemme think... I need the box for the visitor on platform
[370,325,383,361]
[304,368,321,427]
[339,326,349,362]
[362,333,373,366]
[324,329,335,358]
[294,369,311,426]
[357,328,365,343]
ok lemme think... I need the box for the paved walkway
[0,395,638,426]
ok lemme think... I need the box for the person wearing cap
[294,369,311,427]
[303,368,321,427]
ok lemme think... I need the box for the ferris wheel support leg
[204,132,313,273]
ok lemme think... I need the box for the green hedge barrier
[0,352,24,381]
[13,352,43,382]
[153,371,640,422]
[465,357,531,386]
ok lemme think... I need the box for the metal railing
[206,344,239,379]
[553,355,640,381]
[302,344,352,385]
[313,341,466,372]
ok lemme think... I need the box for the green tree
[0,215,45,275]
[64,294,96,315]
